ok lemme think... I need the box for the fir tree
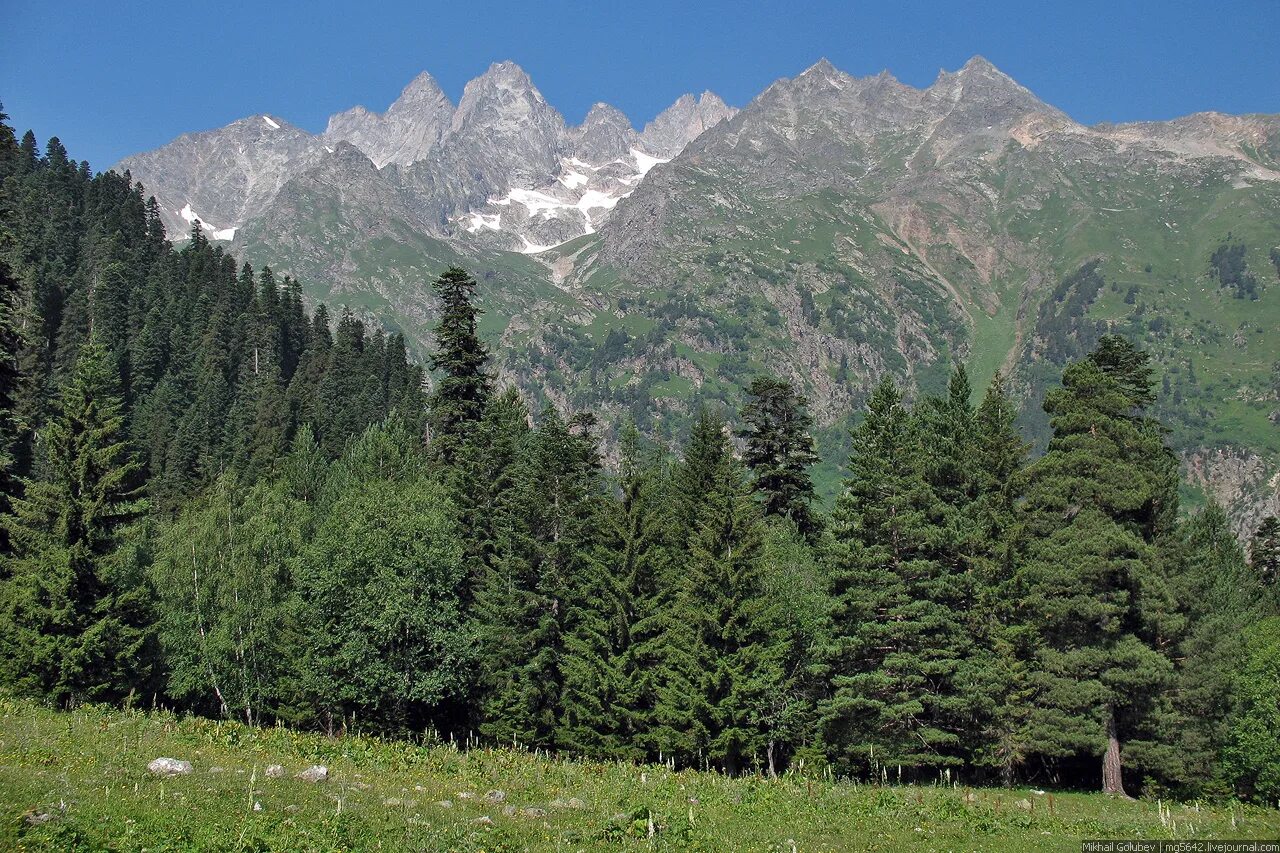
[665,420,785,773]
[427,267,491,461]
[738,376,820,539]
[475,408,601,749]
[0,341,151,704]
[819,376,968,778]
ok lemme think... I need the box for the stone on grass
[567,797,585,809]
[24,810,54,826]
[148,758,193,776]
[521,807,546,818]
[1016,798,1033,811]
[502,804,517,817]
[436,800,453,809]
[483,789,506,803]
[295,765,328,783]
[265,764,285,779]
[472,815,493,826]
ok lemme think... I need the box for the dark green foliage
[427,266,491,461]
[1014,336,1179,794]
[663,421,786,773]
[738,376,820,538]
[819,376,969,778]
[0,342,152,704]
[1144,502,1268,796]
[1209,240,1259,300]
[474,408,603,749]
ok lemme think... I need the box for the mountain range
[113,57,1280,538]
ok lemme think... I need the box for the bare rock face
[1184,448,1280,543]
[638,91,737,158]
[324,72,453,168]
[115,115,327,241]
[572,103,637,164]
[114,62,736,258]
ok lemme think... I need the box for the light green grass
[2,699,1277,852]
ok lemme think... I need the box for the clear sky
[2,0,1277,169]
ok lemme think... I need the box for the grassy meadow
[1,698,1277,852]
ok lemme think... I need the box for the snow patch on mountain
[262,115,281,130]
[631,148,669,175]
[179,203,237,241]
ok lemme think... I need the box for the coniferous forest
[1,109,1279,806]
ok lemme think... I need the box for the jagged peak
[393,70,449,104]
[697,91,730,110]
[932,55,1021,90]
[960,55,999,75]
[800,57,839,78]
[583,102,632,126]
[472,60,536,90]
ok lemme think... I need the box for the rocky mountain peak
[927,55,1067,126]
[395,70,449,104]
[323,69,454,168]
[573,103,637,163]
[451,61,561,138]
[639,91,737,158]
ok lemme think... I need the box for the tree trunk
[1101,704,1127,796]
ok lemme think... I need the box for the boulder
[295,765,329,783]
[147,758,193,776]
[483,789,506,803]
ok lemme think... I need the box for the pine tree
[818,376,968,778]
[0,341,151,703]
[1015,335,1178,795]
[738,376,820,539]
[427,267,491,461]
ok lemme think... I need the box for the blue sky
[2,0,1277,169]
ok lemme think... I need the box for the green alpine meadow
[2,8,1280,850]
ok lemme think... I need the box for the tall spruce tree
[956,372,1034,785]
[818,376,968,779]
[1015,335,1178,795]
[738,376,820,538]
[427,267,491,461]
[663,419,787,773]
[474,408,602,749]
[0,341,151,704]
